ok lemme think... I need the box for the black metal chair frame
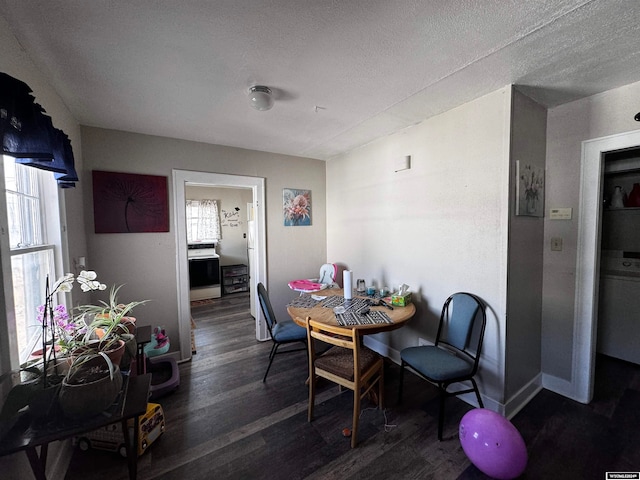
[257,282,307,382]
[398,292,486,440]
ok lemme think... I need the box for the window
[3,156,60,362]
[186,199,221,243]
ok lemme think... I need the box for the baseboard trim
[364,336,546,418]
[366,336,494,412]
[503,373,543,419]
[542,373,577,401]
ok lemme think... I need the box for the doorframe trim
[173,170,268,361]
[574,129,640,402]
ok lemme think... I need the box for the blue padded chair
[258,282,308,382]
[398,292,486,440]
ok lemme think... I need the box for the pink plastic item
[288,263,338,293]
[459,408,527,480]
[287,279,324,292]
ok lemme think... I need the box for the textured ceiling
[1,0,640,160]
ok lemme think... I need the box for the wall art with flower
[516,161,545,217]
[283,188,311,226]
[92,170,169,233]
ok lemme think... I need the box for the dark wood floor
[65,292,640,479]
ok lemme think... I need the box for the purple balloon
[459,408,528,480]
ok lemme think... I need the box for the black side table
[0,373,151,480]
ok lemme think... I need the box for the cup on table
[366,285,376,296]
[356,279,366,293]
[380,287,390,297]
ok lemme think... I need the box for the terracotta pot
[95,315,136,338]
[58,358,123,419]
[121,316,137,335]
[119,333,137,372]
[72,339,126,368]
[45,357,71,377]
[30,344,61,357]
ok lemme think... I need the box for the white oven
[187,244,220,293]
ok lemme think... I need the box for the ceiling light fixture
[248,85,274,111]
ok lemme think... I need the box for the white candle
[343,270,352,300]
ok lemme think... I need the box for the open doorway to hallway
[185,185,256,354]
[173,170,268,362]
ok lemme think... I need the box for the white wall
[327,87,512,409]
[81,127,327,356]
[543,80,640,387]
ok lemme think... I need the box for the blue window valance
[0,72,78,188]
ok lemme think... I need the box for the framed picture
[92,170,169,233]
[283,188,311,226]
[516,161,545,217]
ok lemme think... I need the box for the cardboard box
[391,292,412,307]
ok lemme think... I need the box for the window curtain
[0,72,78,188]
[186,199,221,243]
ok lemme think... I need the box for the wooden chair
[398,292,486,440]
[305,317,384,448]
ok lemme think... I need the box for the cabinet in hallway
[221,264,249,295]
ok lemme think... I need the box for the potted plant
[73,284,148,369]
[0,271,107,428]
[57,351,123,419]
[76,284,148,340]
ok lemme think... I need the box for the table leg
[122,416,139,480]
[136,345,145,375]
[132,414,140,479]
[25,445,47,480]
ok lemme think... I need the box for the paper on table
[343,270,352,300]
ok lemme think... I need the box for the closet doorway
[575,129,640,403]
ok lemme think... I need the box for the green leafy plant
[75,284,149,345]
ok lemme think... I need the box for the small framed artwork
[92,170,169,233]
[516,161,545,217]
[283,188,311,226]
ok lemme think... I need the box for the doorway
[574,129,640,403]
[597,149,640,366]
[173,170,269,362]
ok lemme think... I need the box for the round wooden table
[287,288,415,335]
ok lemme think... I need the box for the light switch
[551,237,563,251]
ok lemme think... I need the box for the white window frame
[0,156,66,370]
